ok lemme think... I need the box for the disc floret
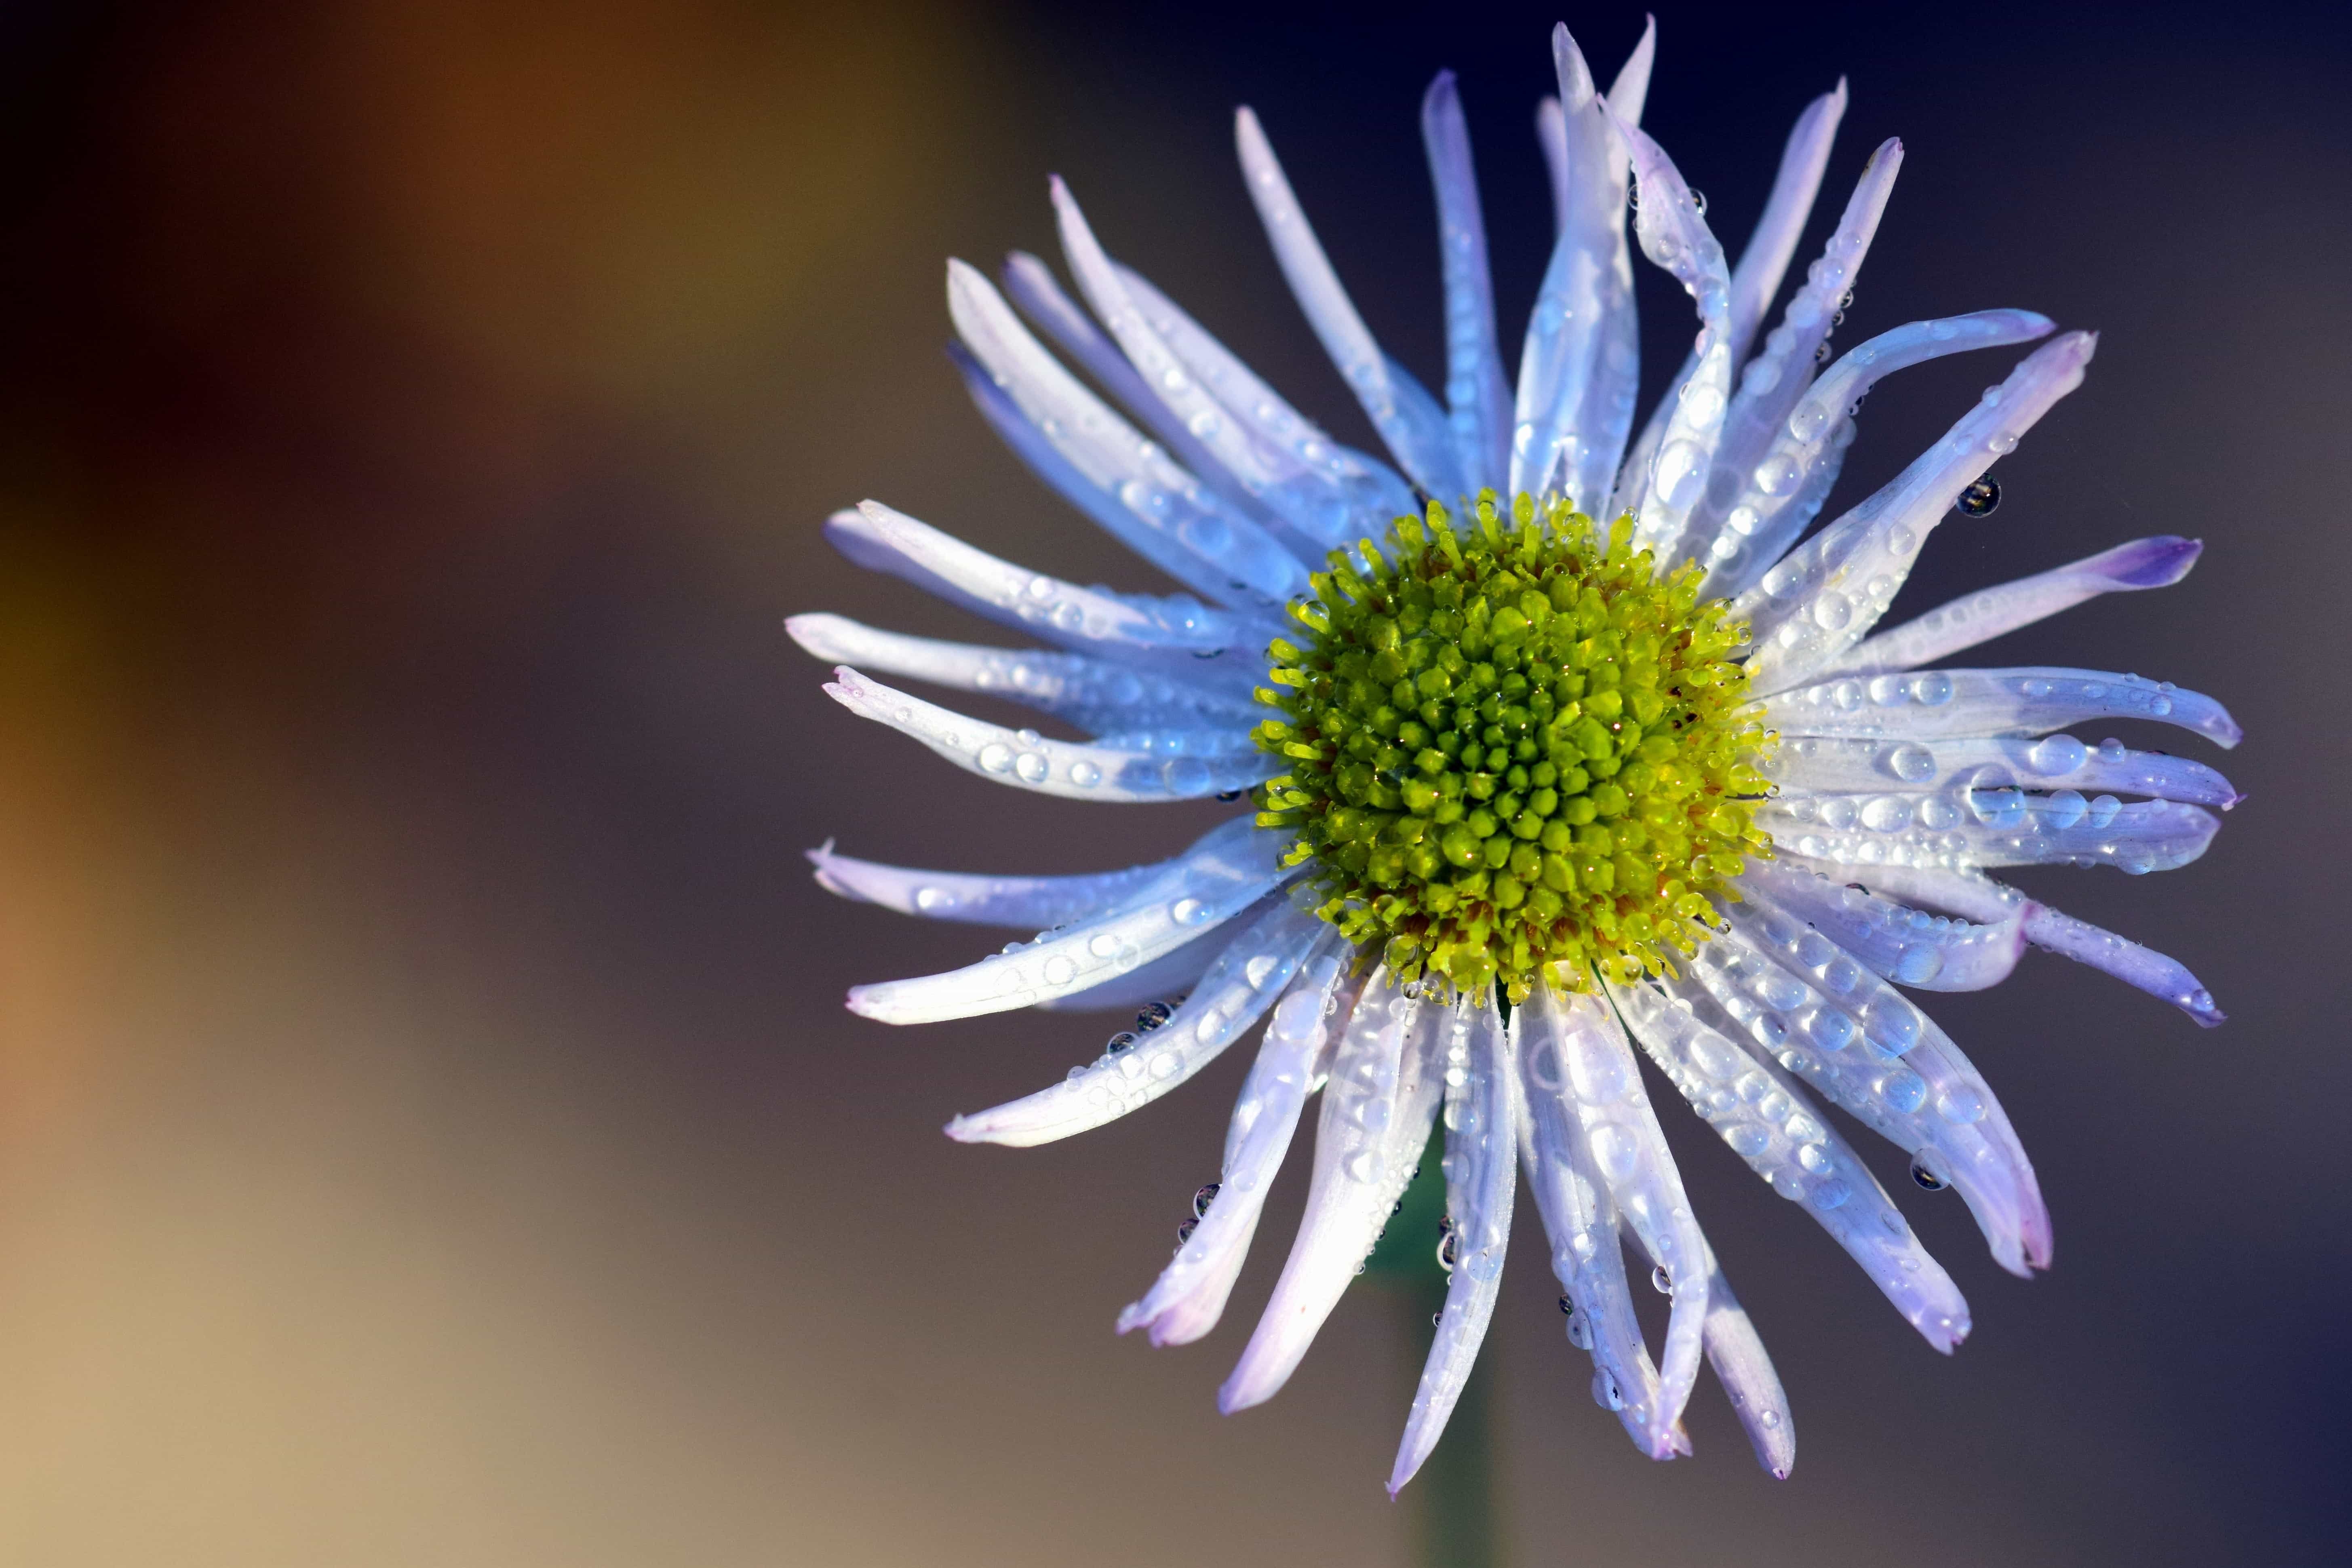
[1250,491,1772,1003]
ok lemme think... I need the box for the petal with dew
[1391,1001,1518,1494]
[1762,666,2240,749]
[1222,972,1444,1412]
[1738,331,2097,691]
[1421,71,1514,489]
[1616,978,1972,1350]
[1762,732,2238,811]
[1739,858,2028,992]
[1724,82,1847,373]
[1120,947,1362,1345]
[1825,535,2204,677]
[1691,1245,1796,1478]
[849,823,1291,1026]
[1234,107,1463,497]
[946,900,1328,1146]
[807,816,1255,929]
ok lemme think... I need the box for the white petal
[1726,83,1847,373]
[1691,1247,1796,1478]
[1760,732,2238,810]
[1119,948,1363,1344]
[1421,71,1513,488]
[1761,666,2240,749]
[1390,1002,1518,1494]
[848,823,1291,1025]
[944,901,1328,1145]
[1739,858,2028,992]
[807,818,1248,928]
[1221,972,1445,1412]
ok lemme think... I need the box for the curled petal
[822,499,1258,668]
[848,823,1290,1025]
[1222,972,1444,1412]
[823,666,1273,804]
[806,817,1251,928]
[944,901,1327,1145]
[1618,979,1971,1351]
[1827,535,2204,677]
[1739,858,2027,991]
[1762,666,2240,749]
[1120,949,1363,1345]
[786,614,1257,736]
[1391,1002,1518,1494]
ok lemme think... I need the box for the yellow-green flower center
[1250,491,1771,1003]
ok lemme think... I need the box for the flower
[790,20,2238,1492]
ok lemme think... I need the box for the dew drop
[1956,478,2001,517]
[1909,1153,1948,1191]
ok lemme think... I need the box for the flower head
[792,19,2238,1492]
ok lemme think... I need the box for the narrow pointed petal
[945,903,1328,1145]
[1739,332,2098,691]
[1421,72,1513,488]
[946,258,1309,604]
[807,817,1251,928]
[1693,1248,1796,1479]
[785,614,1258,735]
[1618,978,1973,1350]
[1740,858,2028,992]
[1121,951,1363,1344]
[1235,107,1463,496]
[1535,95,1570,240]
[1115,261,1418,544]
[1826,535,2205,677]
[1761,733,2238,811]
[999,250,1266,518]
[1222,973,1444,1412]
[822,666,1272,803]
[1391,1003,1518,1494]
[822,499,1260,668]
[1524,981,1708,1457]
[1515,985,1667,1457]
[1760,789,2218,876]
[1683,138,1903,585]
[1695,915,2049,1275]
[1511,32,1638,506]
[1609,114,1737,567]
[1692,309,2057,596]
[1604,14,1656,125]
[1035,930,1226,1013]
[849,825,1291,1025]
[1726,83,1847,369]
[1762,666,2240,749]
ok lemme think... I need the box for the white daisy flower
[790,20,2238,1492]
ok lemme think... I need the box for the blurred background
[0,0,2347,1562]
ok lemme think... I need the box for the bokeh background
[0,0,2347,1563]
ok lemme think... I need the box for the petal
[822,666,1273,804]
[1420,71,1513,489]
[1234,107,1463,497]
[1034,929,1225,1014]
[1221,971,1445,1412]
[1608,115,1737,567]
[1762,666,2240,749]
[1761,732,2238,810]
[1391,1001,1518,1494]
[1739,857,2029,992]
[999,249,1266,519]
[946,257,1310,604]
[1758,792,2219,876]
[1688,139,1905,597]
[1604,14,1656,125]
[1114,261,1418,546]
[1617,978,1972,1351]
[785,613,1258,735]
[1523,980,1708,1458]
[1825,535,2205,677]
[1534,95,1570,241]
[1693,916,2049,1275]
[1692,1246,1796,1478]
[822,499,1260,669]
[1515,985,1669,1457]
[806,816,1252,927]
[1739,331,2099,692]
[1119,949,1364,1344]
[1510,27,1639,508]
[944,901,1328,1145]
[848,823,1291,1025]
[1726,82,1848,374]
[1691,310,2057,596]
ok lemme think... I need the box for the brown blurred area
[0,1,2348,1564]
